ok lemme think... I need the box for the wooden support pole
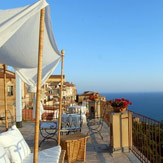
[3,64,8,131]
[58,49,65,145]
[33,5,45,163]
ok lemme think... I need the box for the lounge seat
[0,125,62,163]
[22,146,61,163]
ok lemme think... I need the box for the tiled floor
[0,122,141,163]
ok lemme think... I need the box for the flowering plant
[89,93,99,100]
[109,98,132,108]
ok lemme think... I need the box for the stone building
[88,100,101,118]
[63,82,77,102]
[41,75,77,108]
[41,75,65,105]
[88,92,101,118]
[0,63,77,122]
[0,64,29,104]
[78,91,95,103]
[0,64,29,123]
[0,67,15,106]
[78,91,105,118]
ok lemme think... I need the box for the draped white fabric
[0,0,61,89]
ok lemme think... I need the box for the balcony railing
[129,110,163,163]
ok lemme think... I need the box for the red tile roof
[0,71,15,78]
[64,82,76,87]
[49,75,65,79]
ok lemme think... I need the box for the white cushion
[0,125,31,163]
[0,144,10,163]
[22,146,61,163]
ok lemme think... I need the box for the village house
[78,91,106,118]
[43,76,77,107]
[0,64,77,121]
[78,91,95,103]
[0,64,31,123]
[42,75,65,105]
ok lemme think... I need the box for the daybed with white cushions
[0,125,64,163]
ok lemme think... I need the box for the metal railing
[129,110,163,163]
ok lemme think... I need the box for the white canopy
[0,0,61,89]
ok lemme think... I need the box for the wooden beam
[33,5,45,163]
[3,64,8,130]
[58,49,65,145]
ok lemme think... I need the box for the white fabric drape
[0,0,61,89]
[0,0,61,119]
[33,94,44,120]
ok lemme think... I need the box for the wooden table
[60,132,89,163]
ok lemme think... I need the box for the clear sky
[2,0,163,94]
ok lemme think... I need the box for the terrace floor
[0,121,141,163]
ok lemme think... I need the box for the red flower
[123,101,128,107]
[115,99,121,102]
[125,100,129,104]
[109,98,132,108]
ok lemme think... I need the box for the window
[7,86,13,96]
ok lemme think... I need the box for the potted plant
[89,93,99,100]
[108,98,132,112]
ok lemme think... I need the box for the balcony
[1,106,162,162]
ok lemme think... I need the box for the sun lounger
[0,125,64,163]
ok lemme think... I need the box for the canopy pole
[33,5,45,163]
[58,49,65,145]
[16,73,22,128]
[3,64,8,131]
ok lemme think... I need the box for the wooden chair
[39,112,84,147]
[39,120,58,147]
[39,109,58,147]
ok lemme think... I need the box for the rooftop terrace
[1,122,140,163]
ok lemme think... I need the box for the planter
[113,107,127,113]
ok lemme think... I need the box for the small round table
[60,132,89,163]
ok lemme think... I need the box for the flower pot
[113,107,127,113]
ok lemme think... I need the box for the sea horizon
[100,91,163,122]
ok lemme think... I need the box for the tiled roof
[49,75,65,79]
[0,71,15,78]
[64,82,75,87]
[79,91,95,96]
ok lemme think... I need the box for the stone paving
[0,122,141,163]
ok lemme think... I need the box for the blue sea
[101,92,163,122]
